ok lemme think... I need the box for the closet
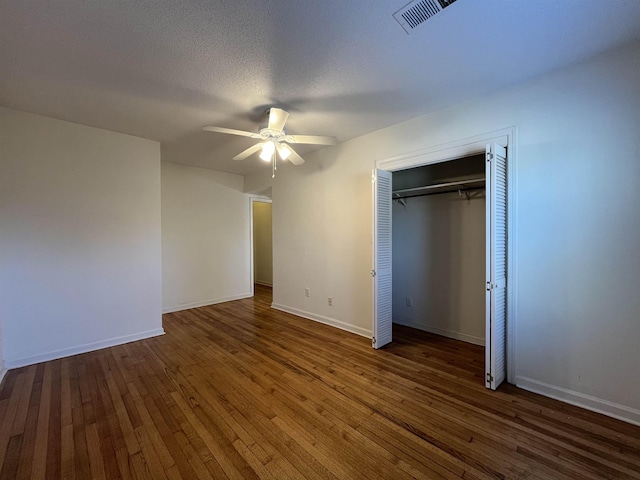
[391,154,486,347]
[373,143,507,390]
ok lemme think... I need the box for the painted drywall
[0,107,163,367]
[268,40,640,423]
[0,318,5,385]
[253,201,273,286]
[161,162,251,312]
[393,193,485,345]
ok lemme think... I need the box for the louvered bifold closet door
[373,169,393,349]
[485,143,507,390]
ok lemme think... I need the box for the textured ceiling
[2,0,640,176]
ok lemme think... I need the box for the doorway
[251,198,273,301]
[392,154,487,347]
[372,130,515,390]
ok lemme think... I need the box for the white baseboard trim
[271,303,371,339]
[163,293,253,314]
[0,362,6,388]
[5,328,165,370]
[394,319,485,346]
[254,281,273,287]
[516,376,640,427]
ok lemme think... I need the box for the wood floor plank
[45,360,62,479]
[0,371,26,468]
[14,369,43,480]
[60,423,75,480]
[113,447,133,480]
[31,362,52,480]
[1,284,639,479]
[10,366,36,437]
[60,359,73,429]
[71,406,91,480]
[85,422,107,480]
[0,434,22,480]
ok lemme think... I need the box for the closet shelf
[392,177,485,199]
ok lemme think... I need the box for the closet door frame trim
[374,126,518,384]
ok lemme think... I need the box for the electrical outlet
[305,288,310,297]
[405,296,413,307]
[328,297,333,306]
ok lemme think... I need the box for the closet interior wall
[391,154,487,346]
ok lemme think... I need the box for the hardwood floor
[1,285,639,479]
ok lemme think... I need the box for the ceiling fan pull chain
[272,150,276,178]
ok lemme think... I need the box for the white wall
[161,162,251,312]
[253,201,273,286]
[393,193,485,345]
[270,40,640,424]
[0,316,5,385]
[0,107,163,367]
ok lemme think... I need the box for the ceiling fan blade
[284,134,337,145]
[285,146,305,166]
[233,142,264,161]
[203,126,262,139]
[267,108,289,132]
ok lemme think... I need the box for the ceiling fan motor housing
[258,127,286,138]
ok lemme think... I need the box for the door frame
[249,196,273,297]
[374,127,518,384]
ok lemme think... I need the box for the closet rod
[392,177,485,199]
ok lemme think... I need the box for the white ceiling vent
[393,0,458,34]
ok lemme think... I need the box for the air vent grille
[393,0,459,34]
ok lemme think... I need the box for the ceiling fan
[203,108,337,175]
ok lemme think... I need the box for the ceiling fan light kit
[259,140,276,161]
[203,108,337,177]
[278,144,292,160]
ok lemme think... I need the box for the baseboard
[516,376,640,427]
[163,292,253,314]
[0,361,6,388]
[271,303,371,339]
[394,319,485,346]
[254,281,273,287]
[5,328,165,370]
